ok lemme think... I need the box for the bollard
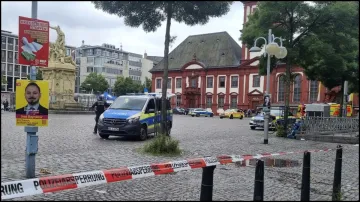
[253,160,264,201]
[332,145,343,201]
[200,165,216,201]
[300,151,311,201]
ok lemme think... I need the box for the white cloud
[1,1,244,57]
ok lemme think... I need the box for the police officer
[90,95,110,134]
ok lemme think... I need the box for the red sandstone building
[150,1,358,114]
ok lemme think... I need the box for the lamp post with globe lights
[249,29,287,144]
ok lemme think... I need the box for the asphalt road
[1,112,359,201]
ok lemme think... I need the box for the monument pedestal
[41,62,82,110]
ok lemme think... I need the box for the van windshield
[109,97,147,110]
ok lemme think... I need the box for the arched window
[278,75,285,102]
[293,75,301,102]
[309,80,318,102]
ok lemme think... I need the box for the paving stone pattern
[1,112,359,201]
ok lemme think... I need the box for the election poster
[18,16,49,67]
[15,80,49,126]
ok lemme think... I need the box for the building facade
[75,42,151,94]
[149,1,358,115]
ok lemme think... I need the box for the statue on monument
[49,25,76,66]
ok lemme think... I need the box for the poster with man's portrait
[263,94,271,107]
[16,80,49,126]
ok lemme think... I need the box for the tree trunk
[339,78,345,117]
[161,2,172,135]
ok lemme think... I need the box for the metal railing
[300,117,359,136]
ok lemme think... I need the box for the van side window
[147,99,155,111]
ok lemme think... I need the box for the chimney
[81,40,85,46]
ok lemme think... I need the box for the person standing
[90,95,110,134]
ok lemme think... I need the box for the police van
[97,93,175,140]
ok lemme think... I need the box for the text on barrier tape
[1,147,336,200]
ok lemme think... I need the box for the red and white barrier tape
[0,147,348,200]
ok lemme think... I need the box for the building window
[253,75,260,87]
[156,78,161,89]
[96,49,101,55]
[309,80,318,103]
[176,95,181,107]
[293,75,301,102]
[206,96,212,108]
[8,51,13,59]
[218,96,224,108]
[1,36,6,44]
[1,50,5,62]
[191,78,197,88]
[278,75,285,102]
[15,53,18,62]
[86,67,93,73]
[87,49,93,56]
[15,65,20,72]
[1,63,6,71]
[230,96,237,109]
[167,78,171,89]
[219,76,225,88]
[207,77,213,88]
[231,76,238,88]
[7,64,13,72]
[7,38,14,44]
[176,78,182,88]
[21,66,27,73]
[87,57,94,64]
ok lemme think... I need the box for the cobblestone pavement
[1,112,359,201]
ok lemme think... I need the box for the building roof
[150,31,242,72]
[147,56,163,63]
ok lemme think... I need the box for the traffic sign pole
[24,2,39,178]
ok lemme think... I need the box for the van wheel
[250,126,256,130]
[240,116,243,120]
[99,133,109,139]
[230,115,233,119]
[210,114,213,117]
[191,115,194,117]
[138,127,148,141]
[220,117,223,119]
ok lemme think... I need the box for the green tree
[113,76,142,95]
[93,1,232,134]
[80,72,109,94]
[143,77,152,92]
[241,1,358,127]
[26,67,43,80]
[1,75,7,85]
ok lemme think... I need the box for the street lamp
[249,29,287,144]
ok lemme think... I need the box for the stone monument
[40,25,81,110]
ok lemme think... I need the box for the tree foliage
[143,77,152,91]
[93,1,232,133]
[1,75,7,85]
[113,76,142,95]
[241,1,359,124]
[26,67,43,80]
[80,73,109,93]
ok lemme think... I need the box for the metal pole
[343,81,348,117]
[24,1,39,179]
[253,160,264,201]
[332,145,343,201]
[264,29,271,145]
[300,151,311,201]
[200,165,216,201]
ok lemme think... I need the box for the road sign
[15,80,49,126]
[18,16,49,67]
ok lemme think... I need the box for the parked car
[173,107,185,114]
[192,108,214,117]
[249,107,297,130]
[219,109,244,119]
[187,108,196,116]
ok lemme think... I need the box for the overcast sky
[1,1,244,57]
